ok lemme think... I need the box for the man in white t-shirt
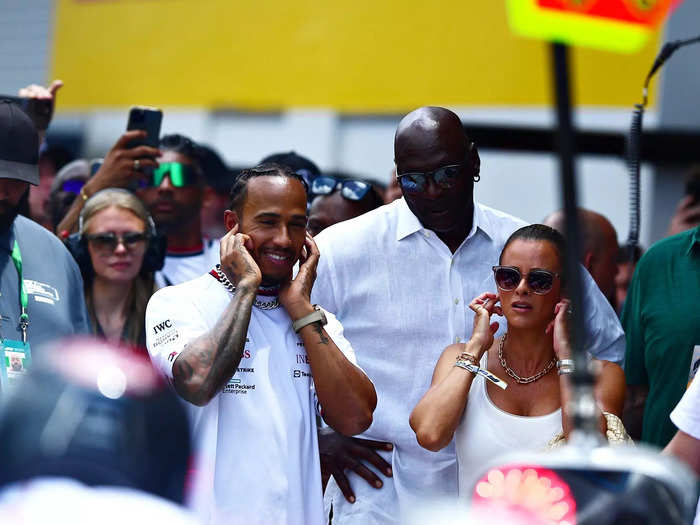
[145,163,376,525]
[137,134,220,287]
[311,106,626,524]
[665,376,700,525]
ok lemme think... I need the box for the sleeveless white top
[455,355,563,496]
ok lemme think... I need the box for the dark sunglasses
[396,164,462,194]
[85,231,148,253]
[396,142,476,195]
[137,162,199,189]
[492,265,560,295]
[311,176,371,201]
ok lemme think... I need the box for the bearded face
[0,180,30,234]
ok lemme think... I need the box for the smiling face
[225,176,308,286]
[497,239,563,331]
[85,206,148,284]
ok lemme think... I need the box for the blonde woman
[68,188,164,347]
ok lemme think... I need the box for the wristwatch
[292,305,327,333]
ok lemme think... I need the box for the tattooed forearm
[172,285,256,406]
[312,323,330,345]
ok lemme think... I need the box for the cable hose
[625,105,644,261]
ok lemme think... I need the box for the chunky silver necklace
[498,333,556,384]
[214,264,280,310]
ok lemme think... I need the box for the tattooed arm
[172,225,262,406]
[280,233,376,436]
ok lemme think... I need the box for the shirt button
[423,231,431,238]
[455,336,461,343]
[454,298,460,305]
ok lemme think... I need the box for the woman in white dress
[410,224,626,495]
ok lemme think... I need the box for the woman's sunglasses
[311,176,372,201]
[492,265,560,295]
[85,231,148,253]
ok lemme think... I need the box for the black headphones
[66,191,167,278]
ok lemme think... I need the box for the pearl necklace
[498,333,556,384]
[214,264,280,310]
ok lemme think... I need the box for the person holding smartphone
[145,163,376,525]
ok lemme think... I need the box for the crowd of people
[0,81,699,524]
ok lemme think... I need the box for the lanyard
[10,241,29,343]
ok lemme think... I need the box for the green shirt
[623,226,700,447]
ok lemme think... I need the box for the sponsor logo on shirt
[151,320,179,349]
[293,369,312,379]
[223,376,256,395]
[153,319,173,334]
[296,354,310,364]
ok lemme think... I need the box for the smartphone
[126,106,162,149]
[1,95,52,131]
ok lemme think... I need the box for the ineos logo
[153,319,173,334]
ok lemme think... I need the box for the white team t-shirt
[155,238,221,288]
[670,375,700,525]
[145,272,359,525]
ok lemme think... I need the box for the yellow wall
[52,0,661,111]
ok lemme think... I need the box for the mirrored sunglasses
[311,176,371,201]
[492,265,559,295]
[137,162,199,189]
[85,231,148,253]
[396,164,462,194]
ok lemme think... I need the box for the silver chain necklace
[214,264,280,310]
[498,333,556,384]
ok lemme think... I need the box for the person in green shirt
[623,225,700,447]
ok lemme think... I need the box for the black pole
[550,42,597,438]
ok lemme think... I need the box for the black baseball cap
[0,100,39,185]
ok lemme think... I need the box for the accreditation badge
[0,339,31,392]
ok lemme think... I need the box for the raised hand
[467,292,501,357]
[547,299,573,360]
[279,232,320,319]
[219,224,262,289]
[90,130,161,190]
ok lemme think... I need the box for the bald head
[543,208,619,307]
[394,107,468,163]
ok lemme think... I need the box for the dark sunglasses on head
[136,162,199,189]
[85,231,148,253]
[492,265,560,295]
[311,176,371,201]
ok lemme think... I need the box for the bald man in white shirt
[311,106,625,524]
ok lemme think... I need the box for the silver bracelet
[557,358,575,376]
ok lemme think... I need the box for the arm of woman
[410,293,500,452]
[594,360,626,417]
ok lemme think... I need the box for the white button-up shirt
[311,198,625,524]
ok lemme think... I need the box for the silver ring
[133,158,141,171]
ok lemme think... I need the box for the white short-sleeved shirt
[670,375,700,525]
[311,198,626,525]
[155,238,221,288]
[146,272,358,525]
